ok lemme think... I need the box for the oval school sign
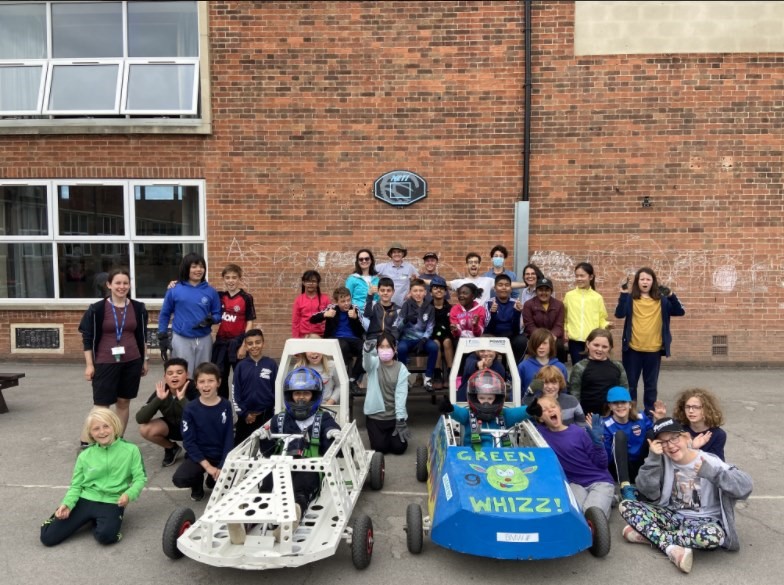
[374,170,427,207]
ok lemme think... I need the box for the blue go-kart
[407,337,610,560]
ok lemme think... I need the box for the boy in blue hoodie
[157,252,221,377]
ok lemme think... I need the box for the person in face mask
[483,245,521,300]
[361,332,410,454]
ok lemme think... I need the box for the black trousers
[365,417,408,455]
[40,498,124,546]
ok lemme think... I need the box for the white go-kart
[162,338,383,570]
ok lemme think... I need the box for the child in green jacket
[41,408,147,546]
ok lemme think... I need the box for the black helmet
[283,367,323,420]
[467,369,505,422]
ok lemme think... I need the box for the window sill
[0,118,211,135]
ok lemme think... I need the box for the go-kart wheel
[415,446,428,482]
[162,507,195,559]
[351,514,374,570]
[585,506,611,558]
[369,452,385,490]
[405,503,423,554]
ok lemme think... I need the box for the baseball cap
[429,275,447,289]
[423,252,438,261]
[607,386,632,403]
[651,417,686,438]
[536,277,553,290]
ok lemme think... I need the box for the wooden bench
[0,373,25,414]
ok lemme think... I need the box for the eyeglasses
[358,257,371,262]
[657,434,683,447]
[684,404,703,411]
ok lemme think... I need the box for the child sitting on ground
[672,388,726,461]
[536,396,615,520]
[258,367,341,537]
[440,369,535,448]
[135,357,198,467]
[172,362,234,502]
[41,408,146,547]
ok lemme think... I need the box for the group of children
[44,250,747,575]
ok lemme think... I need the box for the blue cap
[429,275,447,289]
[607,386,632,403]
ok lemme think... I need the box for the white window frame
[121,58,199,115]
[43,60,123,115]
[0,178,207,305]
[0,61,47,115]
[0,0,209,131]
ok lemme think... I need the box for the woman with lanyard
[79,267,149,444]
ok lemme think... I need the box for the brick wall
[1,1,782,364]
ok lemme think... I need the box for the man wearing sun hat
[376,242,418,307]
[617,416,753,574]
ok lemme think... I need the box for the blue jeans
[397,338,439,377]
[622,348,661,413]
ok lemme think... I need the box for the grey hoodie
[636,449,753,551]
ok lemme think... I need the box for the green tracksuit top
[62,438,147,510]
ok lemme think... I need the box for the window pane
[58,185,125,236]
[128,1,198,58]
[134,185,200,236]
[0,243,54,298]
[52,2,123,58]
[0,3,46,59]
[125,63,196,113]
[0,185,48,235]
[0,66,43,113]
[58,242,128,299]
[134,243,204,298]
[48,64,120,112]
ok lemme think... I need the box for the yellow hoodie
[563,287,609,341]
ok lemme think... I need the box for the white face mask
[378,348,395,362]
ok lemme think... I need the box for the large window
[0,1,199,118]
[0,180,206,301]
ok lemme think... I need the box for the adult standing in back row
[376,243,418,308]
[79,267,149,440]
[615,267,685,414]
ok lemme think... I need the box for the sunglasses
[358,257,371,262]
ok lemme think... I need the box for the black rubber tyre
[405,503,424,554]
[368,451,385,490]
[415,446,428,482]
[162,507,195,559]
[585,506,611,557]
[351,514,374,570]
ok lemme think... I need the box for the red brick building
[1,1,782,364]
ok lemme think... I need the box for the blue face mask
[492,257,504,268]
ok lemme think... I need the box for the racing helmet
[283,367,324,420]
[467,368,506,421]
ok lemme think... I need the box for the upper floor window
[0,1,199,118]
[0,179,206,302]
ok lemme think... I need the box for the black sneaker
[190,485,205,502]
[162,443,181,467]
[205,475,216,490]
[350,381,363,396]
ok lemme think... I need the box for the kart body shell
[167,338,379,570]
[413,337,601,560]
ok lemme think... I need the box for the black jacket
[79,298,148,357]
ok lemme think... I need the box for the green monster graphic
[470,464,538,492]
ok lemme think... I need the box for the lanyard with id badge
[111,300,128,362]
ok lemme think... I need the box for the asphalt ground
[0,361,781,585]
